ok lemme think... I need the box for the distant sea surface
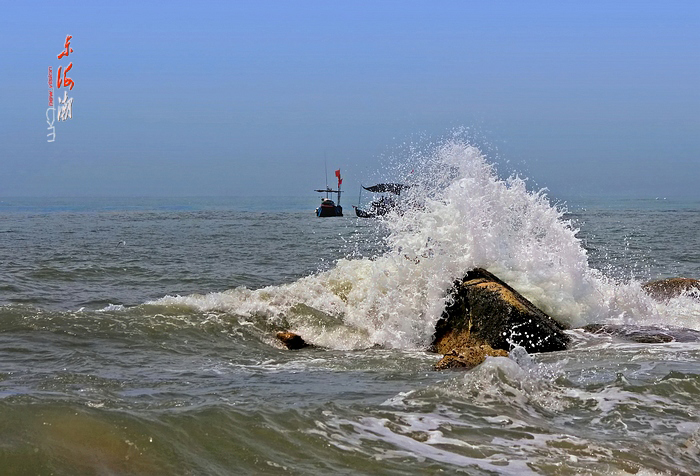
[1,196,698,310]
[1,153,699,474]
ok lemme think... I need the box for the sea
[1,140,699,475]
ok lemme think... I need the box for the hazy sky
[2,1,698,200]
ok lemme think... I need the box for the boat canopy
[362,183,409,195]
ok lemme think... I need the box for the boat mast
[324,154,329,198]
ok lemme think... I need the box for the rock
[582,324,700,343]
[435,345,508,370]
[432,268,570,355]
[276,331,309,350]
[642,278,700,301]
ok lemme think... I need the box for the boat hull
[354,207,375,218]
[316,205,343,217]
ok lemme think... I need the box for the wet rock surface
[642,278,700,301]
[434,345,508,370]
[276,331,310,350]
[432,268,570,356]
[582,324,700,344]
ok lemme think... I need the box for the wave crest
[151,137,700,348]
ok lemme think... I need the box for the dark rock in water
[435,345,508,370]
[642,278,700,301]
[582,324,700,344]
[432,268,570,355]
[276,331,309,350]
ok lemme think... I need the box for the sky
[2,0,698,200]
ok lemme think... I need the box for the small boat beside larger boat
[353,183,408,218]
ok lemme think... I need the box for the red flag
[335,169,342,185]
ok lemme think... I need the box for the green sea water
[1,173,699,474]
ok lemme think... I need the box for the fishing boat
[315,169,343,217]
[353,183,408,218]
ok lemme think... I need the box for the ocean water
[1,140,699,475]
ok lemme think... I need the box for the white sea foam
[309,413,536,475]
[151,138,700,349]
